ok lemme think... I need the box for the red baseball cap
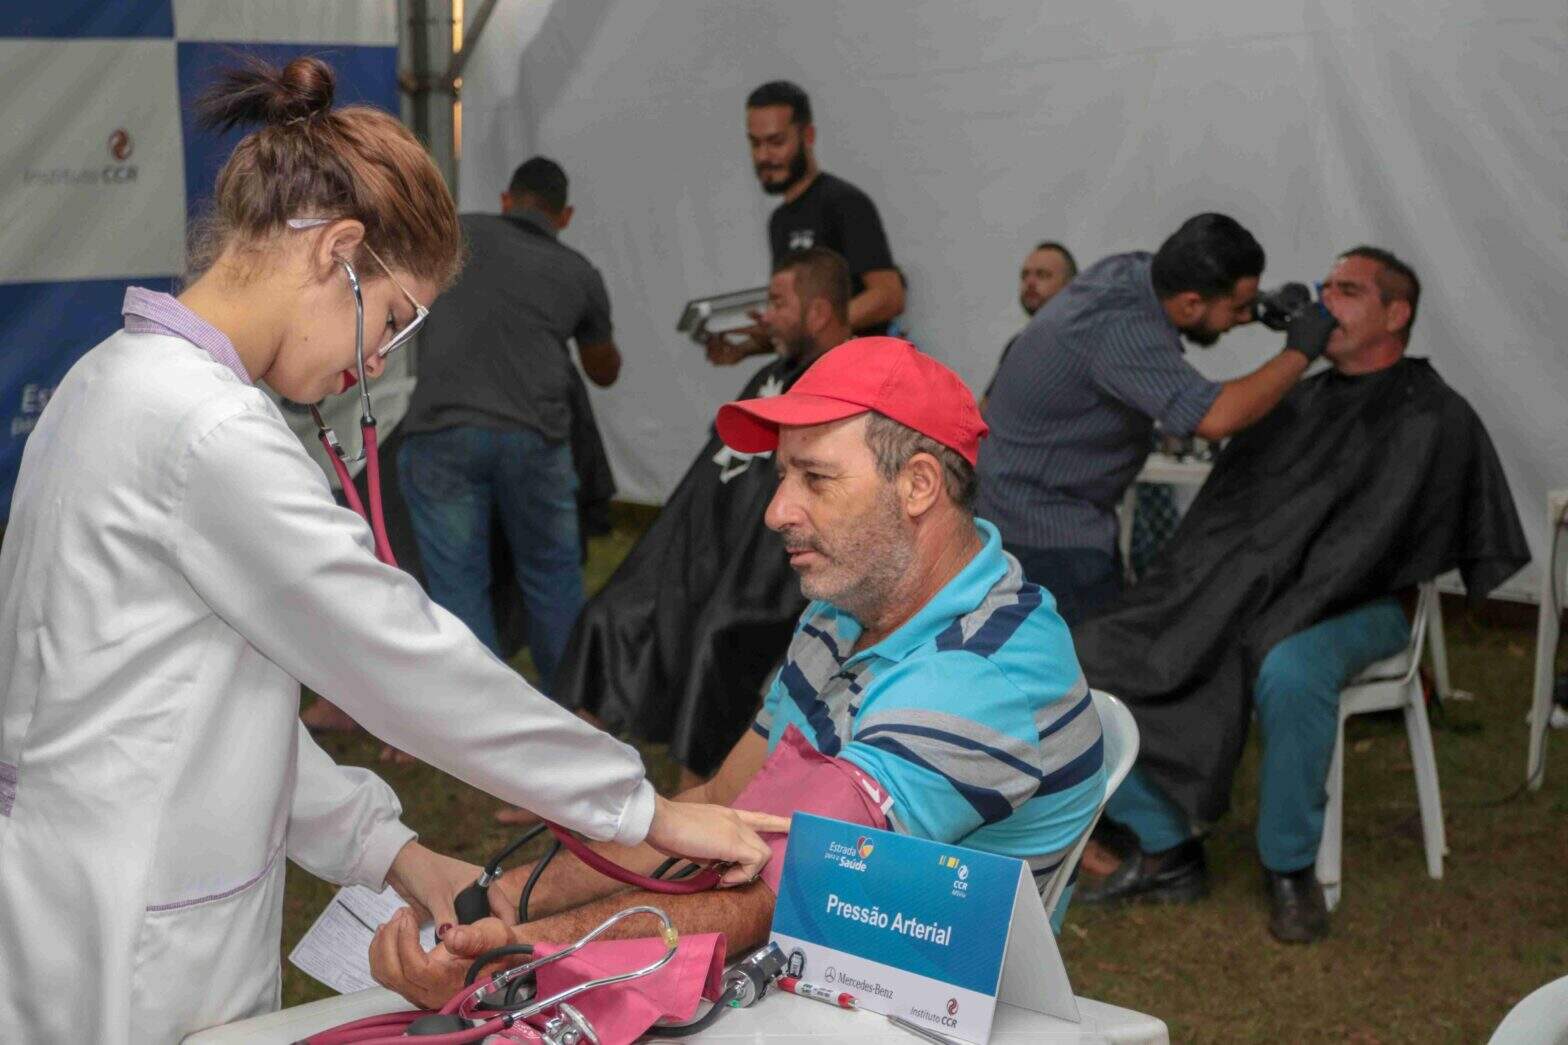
[715,337,988,465]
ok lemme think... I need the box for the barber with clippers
[976,213,1337,625]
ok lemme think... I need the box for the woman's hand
[644,796,790,886]
[384,840,482,932]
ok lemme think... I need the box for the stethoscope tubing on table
[302,906,681,1044]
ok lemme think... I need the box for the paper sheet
[288,884,437,995]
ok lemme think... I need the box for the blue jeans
[398,427,583,690]
[1105,597,1411,871]
[1004,543,1123,627]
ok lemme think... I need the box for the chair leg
[1426,589,1452,703]
[1315,713,1347,912]
[1404,682,1446,878]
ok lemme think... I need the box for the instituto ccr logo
[108,129,133,162]
[947,998,959,1016]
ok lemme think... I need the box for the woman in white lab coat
[0,58,779,1043]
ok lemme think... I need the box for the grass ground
[284,511,1568,1042]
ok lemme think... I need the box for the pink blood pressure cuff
[729,724,892,894]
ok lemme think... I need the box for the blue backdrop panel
[176,42,399,224]
[0,277,176,511]
[0,0,172,39]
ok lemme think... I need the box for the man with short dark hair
[371,339,1105,1008]
[707,81,904,364]
[555,248,854,788]
[397,156,620,686]
[977,213,1335,624]
[1073,247,1528,943]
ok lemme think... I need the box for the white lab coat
[0,330,656,1042]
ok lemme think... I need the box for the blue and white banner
[0,1,398,518]
[770,813,1076,1044]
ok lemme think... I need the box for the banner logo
[856,836,875,860]
[108,129,134,162]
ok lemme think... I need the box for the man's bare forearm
[494,842,663,920]
[513,882,776,955]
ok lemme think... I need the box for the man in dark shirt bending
[708,80,904,363]
[397,157,620,690]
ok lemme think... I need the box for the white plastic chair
[1039,690,1140,920]
[1487,973,1568,1045]
[1314,581,1445,912]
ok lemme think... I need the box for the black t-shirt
[767,171,898,334]
[402,212,613,441]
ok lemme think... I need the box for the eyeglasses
[287,217,430,358]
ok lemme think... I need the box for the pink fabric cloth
[525,932,727,1045]
[730,724,892,893]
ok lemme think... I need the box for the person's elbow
[579,340,621,387]
[856,270,905,327]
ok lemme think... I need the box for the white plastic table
[182,984,1169,1044]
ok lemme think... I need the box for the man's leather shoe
[1265,866,1330,943]
[1076,839,1209,905]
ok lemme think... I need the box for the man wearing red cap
[372,339,1108,1006]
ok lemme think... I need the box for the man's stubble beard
[794,484,914,623]
[758,142,810,197]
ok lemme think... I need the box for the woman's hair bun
[196,56,336,133]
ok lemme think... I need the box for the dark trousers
[1004,543,1123,627]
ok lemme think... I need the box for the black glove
[1284,302,1338,361]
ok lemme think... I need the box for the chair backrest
[1038,690,1140,918]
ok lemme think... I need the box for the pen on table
[776,976,857,1009]
[886,1012,963,1045]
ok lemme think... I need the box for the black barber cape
[1072,358,1529,823]
[555,356,809,774]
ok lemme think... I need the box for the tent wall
[460,0,1567,600]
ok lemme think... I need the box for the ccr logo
[947,998,959,1016]
[855,836,874,859]
[108,129,133,162]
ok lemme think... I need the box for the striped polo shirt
[753,519,1105,887]
[975,252,1222,554]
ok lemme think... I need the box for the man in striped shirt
[719,336,1106,916]
[374,339,1106,1005]
[976,213,1339,624]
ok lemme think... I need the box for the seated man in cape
[370,338,1107,1007]
[525,246,853,807]
[1073,247,1529,943]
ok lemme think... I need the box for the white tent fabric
[460,0,1568,600]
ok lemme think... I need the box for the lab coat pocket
[130,850,287,1041]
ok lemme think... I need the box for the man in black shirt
[708,81,903,364]
[397,157,619,690]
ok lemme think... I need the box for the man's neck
[852,518,985,653]
[794,324,852,369]
[781,162,822,205]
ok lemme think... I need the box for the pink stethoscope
[303,906,680,1044]
[312,256,727,900]
[298,260,729,1043]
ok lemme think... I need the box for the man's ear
[500,191,512,213]
[900,452,944,519]
[555,204,574,231]
[1385,299,1412,338]
[1166,290,1205,326]
[803,297,830,337]
[316,219,366,282]
[802,123,816,151]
